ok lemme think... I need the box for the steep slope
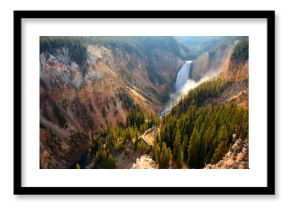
[189,39,238,82]
[39,37,183,168]
[190,38,249,108]
[39,36,249,169]
[205,139,248,169]
[151,38,249,169]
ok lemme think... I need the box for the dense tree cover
[87,36,183,58]
[40,36,87,66]
[42,36,228,70]
[87,77,248,169]
[89,104,159,168]
[154,78,248,169]
[156,103,248,169]
[90,133,117,169]
[231,38,249,63]
[40,36,247,72]
[171,78,234,117]
[86,36,143,56]
[176,36,241,60]
[126,107,145,130]
[176,36,249,60]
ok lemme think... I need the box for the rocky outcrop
[131,154,157,169]
[189,41,237,82]
[40,43,183,168]
[205,139,249,169]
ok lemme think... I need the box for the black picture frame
[14,10,275,195]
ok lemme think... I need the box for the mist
[160,40,238,116]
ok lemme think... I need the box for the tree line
[152,78,248,168]
[89,104,159,169]
[82,78,248,169]
[172,78,234,117]
[231,38,249,63]
[40,36,87,66]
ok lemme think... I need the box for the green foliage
[152,144,159,162]
[89,95,159,168]
[137,141,151,153]
[159,143,172,168]
[40,36,87,66]
[187,128,200,168]
[126,106,145,130]
[117,91,133,110]
[231,38,249,63]
[160,103,248,168]
[91,132,117,169]
[107,154,116,169]
[45,36,249,169]
[172,78,234,117]
[176,36,238,60]
[86,36,143,56]
[176,146,184,168]
[87,36,183,58]
[158,78,248,168]
[173,131,181,159]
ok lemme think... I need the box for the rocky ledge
[131,154,157,169]
[205,139,248,169]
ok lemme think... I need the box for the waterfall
[160,42,238,117]
[160,61,193,116]
[175,61,192,93]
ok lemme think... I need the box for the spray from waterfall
[175,61,192,92]
[160,41,238,116]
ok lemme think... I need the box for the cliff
[40,39,183,168]
[205,139,249,169]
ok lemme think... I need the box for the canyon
[39,36,248,169]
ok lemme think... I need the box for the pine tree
[217,124,228,142]
[107,154,116,169]
[173,131,181,160]
[177,147,184,168]
[211,125,228,163]
[182,135,189,163]
[167,147,173,168]
[187,128,199,168]
[155,144,161,163]
[152,145,157,161]
[159,143,169,168]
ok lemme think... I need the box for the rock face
[40,43,183,168]
[205,139,249,169]
[131,154,157,169]
[189,42,237,82]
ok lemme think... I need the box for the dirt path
[139,127,158,146]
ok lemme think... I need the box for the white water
[175,61,192,93]
[160,41,239,117]
[160,60,212,116]
[160,61,195,116]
